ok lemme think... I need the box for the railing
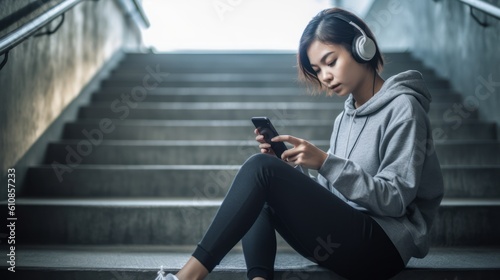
[457,0,500,26]
[0,0,150,70]
[0,0,83,58]
[131,0,151,28]
[116,0,151,28]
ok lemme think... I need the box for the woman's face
[307,40,368,97]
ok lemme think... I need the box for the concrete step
[77,102,478,121]
[111,66,437,81]
[121,51,416,63]
[95,86,316,97]
[108,73,300,82]
[23,165,500,199]
[62,119,336,141]
[116,58,429,71]
[441,165,500,197]
[23,165,240,198]
[114,52,433,78]
[99,78,451,89]
[2,198,499,246]
[118,53,300,67]
[112,65,296,74]
[43,140,500,165]
[94,84,458,99]
[61,119,497,141]
[116,52,421,65]
[104,72,448,86]
[2,245,499,280]
[101,78,300,88]
[436,141,500,165]
[112,66,435,79]
[91,88,464,103]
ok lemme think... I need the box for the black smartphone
[251,117,287,159]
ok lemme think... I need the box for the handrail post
[457,0,500,22]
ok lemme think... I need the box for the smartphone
[251,117,288,159]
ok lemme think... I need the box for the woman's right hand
[254,129,276,156]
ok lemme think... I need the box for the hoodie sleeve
[318,113,428,218]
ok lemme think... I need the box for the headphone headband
[348,21,367,41]
[330,13,376,63]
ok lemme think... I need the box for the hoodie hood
[344,70,432,116]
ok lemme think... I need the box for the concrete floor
[2,245,499,275]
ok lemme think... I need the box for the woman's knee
[243,153,283,171]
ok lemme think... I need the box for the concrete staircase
[1,52,500,279]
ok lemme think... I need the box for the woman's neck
[353,73,384,108]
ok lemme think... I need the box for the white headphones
[332,14,377,63]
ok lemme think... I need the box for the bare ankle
[175,257,209,280]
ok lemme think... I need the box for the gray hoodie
[316,70,444,265]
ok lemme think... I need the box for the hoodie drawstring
[333,110,369,159]
[344,111,357,158]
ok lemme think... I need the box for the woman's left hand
[272,135,328,170]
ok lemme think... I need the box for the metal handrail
[131,0,151,28]
[0,0,84,56]
[458,0,500,20]
[0,0,150,57]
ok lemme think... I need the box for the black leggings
[192,154,404,280]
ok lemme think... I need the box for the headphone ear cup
[351,34,364,63]
[352,35,376,63]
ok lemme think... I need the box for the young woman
[156,7,444,280]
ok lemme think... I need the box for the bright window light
[142,0,332,52]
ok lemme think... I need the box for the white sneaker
[155,266,179,280]
[165,274,179,280]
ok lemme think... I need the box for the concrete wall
[365,0,500,130]
[0,0,142,188]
